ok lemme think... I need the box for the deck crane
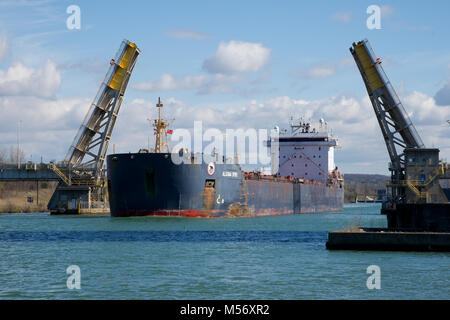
[48,39,140,213]
[350,39,448,210]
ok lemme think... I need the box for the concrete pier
[326,228,450,251]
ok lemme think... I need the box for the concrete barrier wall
[326,230,450,251]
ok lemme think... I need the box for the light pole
[17,120,22,168]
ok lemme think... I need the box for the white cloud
[203,41,271,74]
[0,60,61,98]
[0,92,382,172]
[0,34,8,61]
[380,5,395,19]
[331,11,352,23]
[400,92,450,158]
[162,95,386,172]
[166,29,212,40]
[434,80,450,106]
[295,64,336,79]
[133,41,273,96]
[133,72,251,96]
[0,95,90,161]
[0,0,54,7]
[293,59,352,79]
[1,84,447,174]
[197,74,244,95]
[112,91,448,173]
[133,73,207,91]
[403,90,450,125]
[59,58,106,74]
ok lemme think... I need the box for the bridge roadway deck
[0,163,61,181]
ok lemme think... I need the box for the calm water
[0,203,448,299]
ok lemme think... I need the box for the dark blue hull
[106,153,344,217]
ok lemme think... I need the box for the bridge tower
[350,39,447,206]
[48,40,140,213]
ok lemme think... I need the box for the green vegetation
[344,173,389,203]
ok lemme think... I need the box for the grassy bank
[0,181,58,213]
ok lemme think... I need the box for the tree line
[343,174,389,203]
[0,147,25,164]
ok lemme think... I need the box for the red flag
[167,129,173,134]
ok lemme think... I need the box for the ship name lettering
[222,171,238,177]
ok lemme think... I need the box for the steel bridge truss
[350,39,424,200]
[65,40,140,184]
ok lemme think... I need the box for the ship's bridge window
[305,164,307,167]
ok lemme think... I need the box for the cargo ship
[106,98,344,217]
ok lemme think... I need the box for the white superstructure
[270,118,339,183]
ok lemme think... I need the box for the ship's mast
[153,97,170,153]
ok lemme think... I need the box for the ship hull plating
[107,153,344,217]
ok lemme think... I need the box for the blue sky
[0,0,449,174]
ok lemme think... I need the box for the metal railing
[387,180,427,201]
[77,200,110,209]
[48,163,71,185]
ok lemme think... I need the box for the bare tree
[8,146,25,164]
[0,148,7,163]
